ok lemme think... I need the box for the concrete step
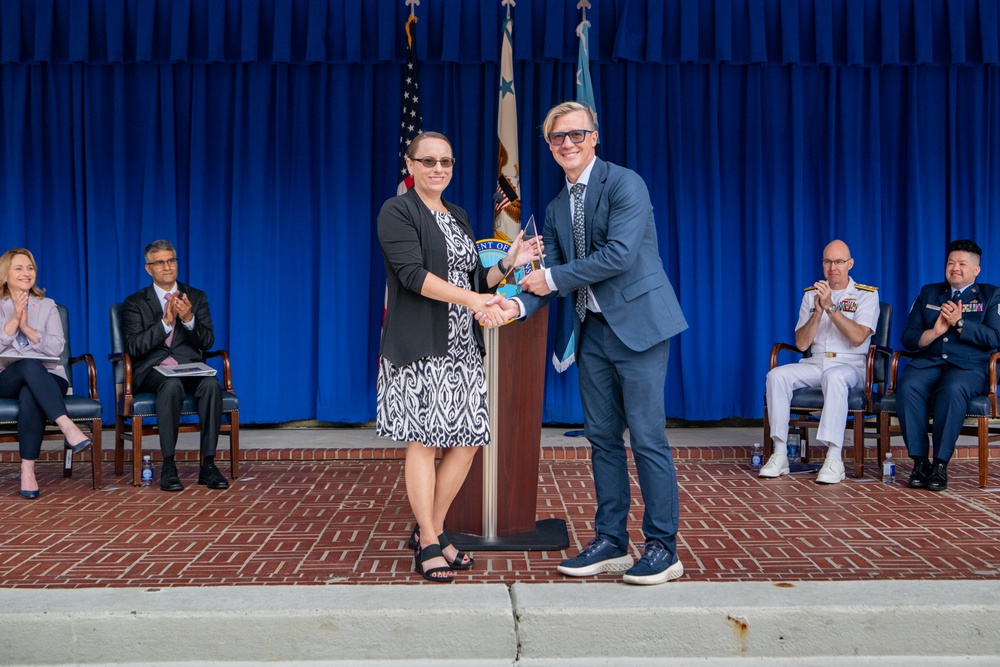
[2,581,999,665]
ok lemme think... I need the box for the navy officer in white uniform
[761,240,879,484]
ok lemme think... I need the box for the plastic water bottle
[787,434,801,465]
[750,442,763,472]
[882,451,896,485]
[140,456,154,487]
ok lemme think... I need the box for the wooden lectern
[446,304,569,550]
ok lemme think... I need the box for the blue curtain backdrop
[0,0,998,425]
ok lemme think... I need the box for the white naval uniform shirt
[796,277,880,369]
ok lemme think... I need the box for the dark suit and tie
[896,240,1000,491]
[516,104,688,585]
[122,242,227,491]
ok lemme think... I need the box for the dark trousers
[578,314,679,561]
[0,359,70,460]
[897,363,986,462]
[136,372,222,459]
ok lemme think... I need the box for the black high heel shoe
[65,438,93,455]
[414,544,455,583]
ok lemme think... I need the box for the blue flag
[575,18,598,138]
[552,13,598,372]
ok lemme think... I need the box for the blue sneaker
[622,540,683,585]
[557,536,633,577]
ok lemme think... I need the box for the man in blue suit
[897,239,1000,491]
[503,101,688,585]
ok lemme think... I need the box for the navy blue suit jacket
[901,282,1000,372]
[519,158,687,352]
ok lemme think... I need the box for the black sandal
[438,532,474,570]
[414,544,455,583]
[407,525,420,551]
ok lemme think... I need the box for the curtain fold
[1,1,999,425]
[2,0,997,66]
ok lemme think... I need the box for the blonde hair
[541,101,598,140]
[0,248,46,300]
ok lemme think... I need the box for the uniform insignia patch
[839,299,858,313]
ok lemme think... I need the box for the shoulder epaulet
[803,286,816,292]
[854,283,878,292]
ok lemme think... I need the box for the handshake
[473,294,520,328]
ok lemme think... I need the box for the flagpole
[482,0,519,541]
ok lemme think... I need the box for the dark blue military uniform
[897,282,1000,461]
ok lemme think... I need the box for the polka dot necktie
[570,182,587,323]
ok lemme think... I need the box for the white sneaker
[758,453,789,478]
[816,457,846,484]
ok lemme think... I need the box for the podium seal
[477,238,533,299]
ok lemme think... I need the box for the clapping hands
[938,299,963,332]
[5,290,36,341]
[163,292,194,327]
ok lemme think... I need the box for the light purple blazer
[0,295,67,381]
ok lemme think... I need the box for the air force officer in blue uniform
[897,239,1000,491]
[507,102,688,585]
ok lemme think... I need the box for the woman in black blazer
[376,132,537,582]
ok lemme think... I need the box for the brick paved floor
[2,448,999,588]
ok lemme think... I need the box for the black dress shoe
[160,461,184,492]
[926,462,948,492]
[908,459,932,488]
[198,461,229,489]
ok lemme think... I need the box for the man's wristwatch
[826,303,839,314]
[956,318,965,329]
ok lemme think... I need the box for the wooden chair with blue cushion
[878,350,999,488]
[763,302,893,478]
[108,302,240,486]
[0,304,103,489]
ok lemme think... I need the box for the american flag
[397,14,423,195]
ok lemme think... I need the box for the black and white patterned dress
[376,211,490,448]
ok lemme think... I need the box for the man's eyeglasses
[821,259,851,266]
[546,129,594,146]
[411,157,456,168]
[146,258,178,269]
